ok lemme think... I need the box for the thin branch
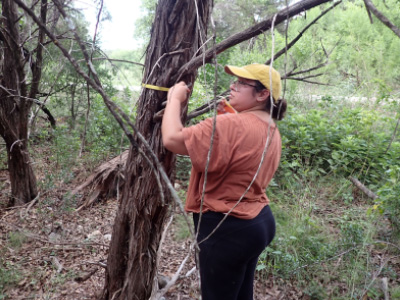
[177,0,336,78]
[79,0,103,157]
[28,0,47,101]
[361,255,400,299]
[76,57,144,67]
[285,78,333,86]
[266,1,341,65]
[285,61,330,77]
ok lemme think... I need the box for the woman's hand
[167,82,191,104]
[162,81,190,155]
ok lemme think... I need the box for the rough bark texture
[101,1,212,299]
[0,0,40,206]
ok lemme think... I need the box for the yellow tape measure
[142,83,170,92]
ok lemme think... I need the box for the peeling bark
[101,1,212,299]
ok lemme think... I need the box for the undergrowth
[256,95,400,299]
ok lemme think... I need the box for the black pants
[193,205,275,300]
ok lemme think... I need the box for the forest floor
[0,167,304,300]
[1,167,399,299]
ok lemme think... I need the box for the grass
[258,171,399,300]
[0,259,21,299]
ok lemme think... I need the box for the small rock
[103,234,112,242]
[48,232,61,243]
[87,230,102,240]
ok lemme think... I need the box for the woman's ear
[257,89,270,102]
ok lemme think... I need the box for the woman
[162,63,286,300]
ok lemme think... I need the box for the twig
[76,57,144,66]
[177,0,335,76]
[265,1,341,65]
[154,245,194,300]
[285,78,332,86]
[361,255,400,300]
[79,0,103,157]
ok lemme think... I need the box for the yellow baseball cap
[225,64,281,102]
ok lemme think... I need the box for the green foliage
[373,166,400,234]
[278,102,397,185]
[0,259,20,298]
[7,231,27,250]
[172,214,191,241]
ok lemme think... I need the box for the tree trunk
[0,0,38,206]
[101,0,212,299]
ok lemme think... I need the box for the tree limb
[266,1,341,65]
[177,0,337,78]
[363,0,400,38]
[76,57,145,67]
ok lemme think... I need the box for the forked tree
[0,0,48,206]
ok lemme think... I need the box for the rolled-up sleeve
[182,117,231,173]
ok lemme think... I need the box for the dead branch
[349,176,378,200]
[361,255,400,299]
[34,102,56,128]
[266,1,341,65]
[363,0,400,38]
[285,78,332,86]
[76,57,145,67]
[28,0,47,101]
[177,0,337,78]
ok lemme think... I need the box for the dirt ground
[0,174,302,300]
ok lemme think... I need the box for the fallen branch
[349,176,378,200]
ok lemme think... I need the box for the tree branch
[363,0,400,38]
[349,176,378,200]
[28,0,47,100]
[266,1,341,65]
[76,57,144,67]
[177,0,337,78]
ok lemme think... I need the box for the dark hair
[253,80,287,121]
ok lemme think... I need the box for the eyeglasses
[231,80,257,92]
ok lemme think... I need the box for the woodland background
[0,0,400,299]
